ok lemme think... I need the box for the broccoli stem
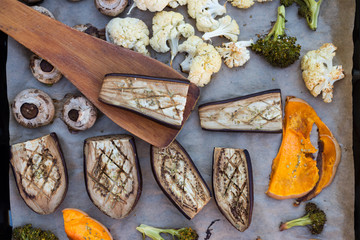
[265,5,286,41]
[304,0,323,30]
[279,214,313,231]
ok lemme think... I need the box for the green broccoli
[280,0,323,30]
[279,202,327,235]
[12,224,58,240]
[136,224,198,240]
[251,5,301,68]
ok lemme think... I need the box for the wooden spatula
[0,0,200,147]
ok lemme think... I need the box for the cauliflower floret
[133,0,171,12]
[178,36,222,87]
[216,40,253,68]
[301,43,345,103]
[150,11,194,65]
[228,0,272,9]
[106,17,150,56]
[168,0,187,8]
[187,0,226,32]
[202,15,240,42]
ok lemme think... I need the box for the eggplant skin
[198,89,282,133]
[151,140,212,220]
[98,73,190,129]
[10,133,68,215]
[213,147,253,232]
[84,134,142,219]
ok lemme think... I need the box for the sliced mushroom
[73,23,102,39]
[61,94,97,132]
[30,54,63,85]
[31,6,55,19]
[12,89,55,128]
[95,0,128,17]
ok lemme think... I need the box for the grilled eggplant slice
[199,89,282,133]
[99,74,190,128]
[213,147,253,232]
[151,140,212,219]
[10,133,68,215]
[84,135,142,219]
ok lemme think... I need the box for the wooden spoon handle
[0,0,200,147]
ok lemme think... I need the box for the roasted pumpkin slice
[267,97,341,200]
[62,208,113,240]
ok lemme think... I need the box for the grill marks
[213,148,253,232]
[10,133,68,215]
[151,141,211,219]
[84,135,141,219]
[99,74,189,127]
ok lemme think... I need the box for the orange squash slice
[62,208,113,240]
[267,97,341,201]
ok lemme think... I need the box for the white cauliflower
[150,11,194,65]
[106,17,150,56]
[168,0,187,8]
[216,40,253,68]
[132,0,171,12]
[228,0,272,9]
[202,15,240,42]
[301,43,345,103]
[178,36,222,87]
[187,0,226,32]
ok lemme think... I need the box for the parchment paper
[7,1,355,239]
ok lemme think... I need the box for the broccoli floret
[279,202,327,235]
[12,224,58,240]
[281,0,323,30]
[251,5,301,68]
[136,224,199,240]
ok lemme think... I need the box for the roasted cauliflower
[301,43,345,103]
[216,40,253,68]
[105,17,150,56]
[202,15,240,42]
[150,11,194,65]
[168,0,187,8]
[132,0,171,12]
[178,36,222,87]
[228,0,272,9]
[187,0,226,32]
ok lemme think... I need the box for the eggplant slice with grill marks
[213,147,253,232]
[151,140,212,220]
[84,135,142,219]
[199,89,283,133]
[10,133,68,215]
[99,74,190,128]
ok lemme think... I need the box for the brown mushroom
[22,0,43,5]
[95,0,128,17]
[31,6,55,18]
[30,54,63,85]
[73,23,103,39]
[12,89,55,128]
[61,94,97,132]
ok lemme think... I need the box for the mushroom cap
[12,89,55,128]
[62,95,97,131]
[31,6,55,19]
[23,0,43,4]
[73,24,101,38]
[95,0,128,17]
[30,54,63,85]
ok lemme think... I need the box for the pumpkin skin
[267,97,341,200]
[62,208,113,240]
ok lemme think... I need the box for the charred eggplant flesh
[213,147,253,232]
[10,133,68,214]
[199,89,282,132]
[84,134,142,219]
[99,74,189,128]
[151,140,211,219]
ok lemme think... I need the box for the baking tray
[2,0,358,239]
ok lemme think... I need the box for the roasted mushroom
[84,135,142,219]
[30,54,63,85]
[31,6,55,18]
[10,133,68,215]
[12,89,55,128]
[61,94,97,132]
[95,0,128,17]
[73,23,105,40]
[22,0,43,5]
